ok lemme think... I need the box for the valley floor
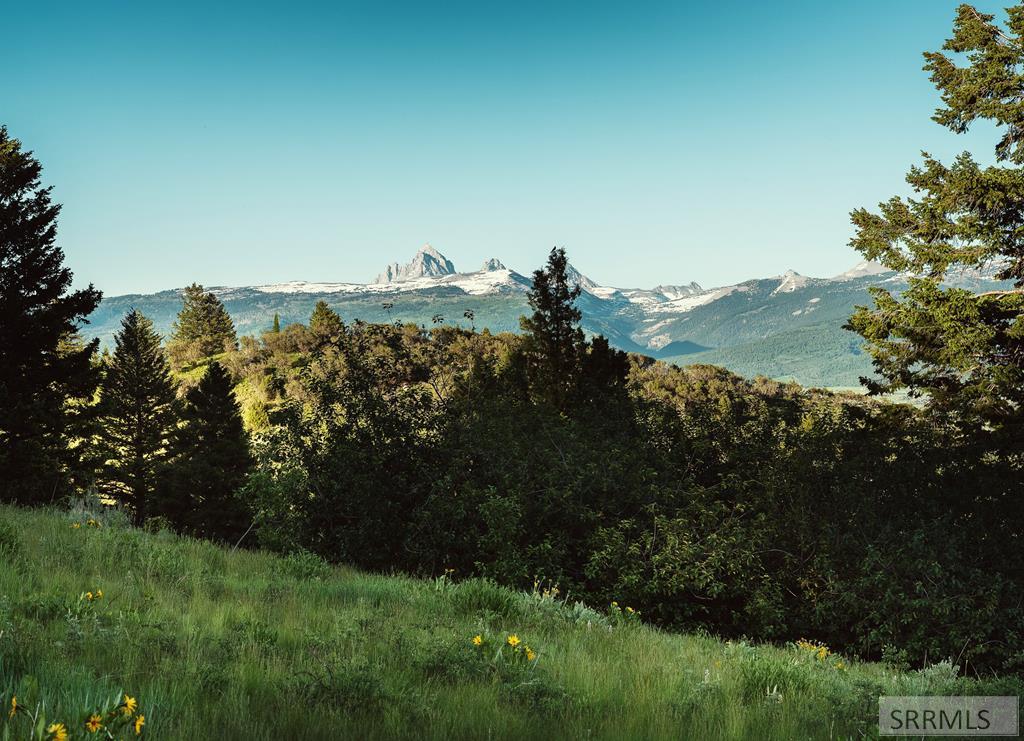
[0,505,1018,740]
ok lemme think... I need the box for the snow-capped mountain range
[88,246,1010,388]
[246,245,883,310]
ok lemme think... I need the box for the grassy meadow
[0,503,1019,740]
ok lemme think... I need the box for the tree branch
[967,6,1018,47]
[975,288,1024,297]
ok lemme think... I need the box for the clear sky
[3,0,1008,295]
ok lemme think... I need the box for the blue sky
[3,0,1007,295]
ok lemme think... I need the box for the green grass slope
[1,505,1018,740]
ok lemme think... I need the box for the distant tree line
[2,3,1024,675]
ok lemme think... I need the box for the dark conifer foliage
[158,361,251,542]
[848,5,1024,450]
[99,310,177,524]
[309,300,344,347]
[0,127,102,503]
[519,247,586,410]
[167,283,237,366]
[271,313,281,333]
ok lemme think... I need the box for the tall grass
[0,504,1018,740]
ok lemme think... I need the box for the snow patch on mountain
[648,284,741,314]
[830,260,889,281]
[772,270,810,295]
[255,270,526,297]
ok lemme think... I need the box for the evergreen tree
[99,310,177,524]
[158,361,251,542]
[848,4,1024,450]
[519,247,585,410]
[580,335,630,396]
[309,300,344,346]
[272,313,281,333]
[0,127,102,503]
[167,283,237,366]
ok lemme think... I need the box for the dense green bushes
[237,309,1023,674]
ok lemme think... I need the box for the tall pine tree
[520,247,586,410]
[167,283,237,366]
[847,4,1024,450]
[0,127,102,503]
[309,300,344,347]
[99,310,178,524]
[157,361,252,542]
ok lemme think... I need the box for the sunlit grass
[0,504,1018,740]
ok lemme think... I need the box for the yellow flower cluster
[531,578,560,600]
[506,634,536,662]
[471,633,538,663]
[8,693,144,739]
[609,601,641,622]
[796,639,831,661]
[85,588,104,602]
[71,518,102,530]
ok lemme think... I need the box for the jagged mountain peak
[564,263,599,290]
[481,258,506,272]
[375,244,457,284]
[654,282,703,299]
[771,270,810,295]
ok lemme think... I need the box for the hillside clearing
[0,505,1018,740]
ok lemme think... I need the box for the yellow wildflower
[836,661,845,670]
[610,601,618,607]
[86,518,99,528]
[525,646,536,661]
[71,523,81,529]
[8,695,16,718]
[122,694,138,716]
[625,606,634,614]
[86,591,94,601]
[134,714,145,735]
[47,723,69,741]
[472,635,483,647]
[96,589,103,600]
[506,634,521,649]
[85,713,103,733]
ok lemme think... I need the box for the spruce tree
[99,310,178,524]
[519,247,586,410]
[158,361,251,541]
[309,300,344,346]
[167,283,237,366]
[847,4,1024,449]
[0,127,102,503]
[272,313,281,333]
